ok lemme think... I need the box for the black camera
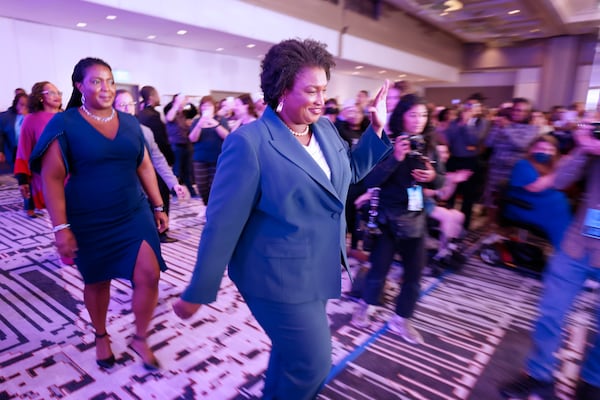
[359,188,382,252]
[590,122,600,140]
[396,134,426,158]
[408,134,426,157]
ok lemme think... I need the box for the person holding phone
[188,95,230,205]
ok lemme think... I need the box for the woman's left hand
[411,163,436,182]
[368,80,390,136]
[173,184,190,201]
[155,211,169,233]
[448,169,473,184]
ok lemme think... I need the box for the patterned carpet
[0,174,596,400]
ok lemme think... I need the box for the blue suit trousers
[242,295,332,400]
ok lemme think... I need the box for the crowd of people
[0,37,599,399]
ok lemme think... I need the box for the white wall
[0,17,259,109]
[425,71,517,88]
[0,17,384,110]
[326,73,384,105]
[342,36,459,82]
[574,64,593,105]
[514,68,541,106]
[425,67,592,109]
[513,65,590,108]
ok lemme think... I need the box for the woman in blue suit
[174,38,392,400]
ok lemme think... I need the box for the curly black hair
[260,38,335,110]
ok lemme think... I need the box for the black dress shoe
[96,354,116,369]
[128,335,160,371]
[575,380,600,400]
[499,374,555,399]
[95,331,116,369]
[159,235,178,243]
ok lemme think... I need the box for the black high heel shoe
[94,331,116,369]
[128,334,160,371]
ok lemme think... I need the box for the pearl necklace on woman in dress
[80,103,116,123]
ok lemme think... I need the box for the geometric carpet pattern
[0,175,596,400]
[321,259,597,400]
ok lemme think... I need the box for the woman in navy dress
[30,58,168,371]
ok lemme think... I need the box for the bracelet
[153,205,165,212]
[52,223,71,233]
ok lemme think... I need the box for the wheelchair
[425,216,467,274]
[479,191,550,279]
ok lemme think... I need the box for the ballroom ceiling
[0,0,598,83]
[384,0,600,45]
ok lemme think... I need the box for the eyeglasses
[41,90,63,97]
[117,102,137,108]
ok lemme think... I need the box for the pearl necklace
[287,124,310,137]
[80,104,115,123]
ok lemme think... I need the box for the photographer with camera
[499,121,600,399]
[351,94,443,345]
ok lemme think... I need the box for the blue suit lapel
[261,107,341,202]
[311,120,345,197]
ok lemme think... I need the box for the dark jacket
[137,107,175,164]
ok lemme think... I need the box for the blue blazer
[181,106,391,304]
